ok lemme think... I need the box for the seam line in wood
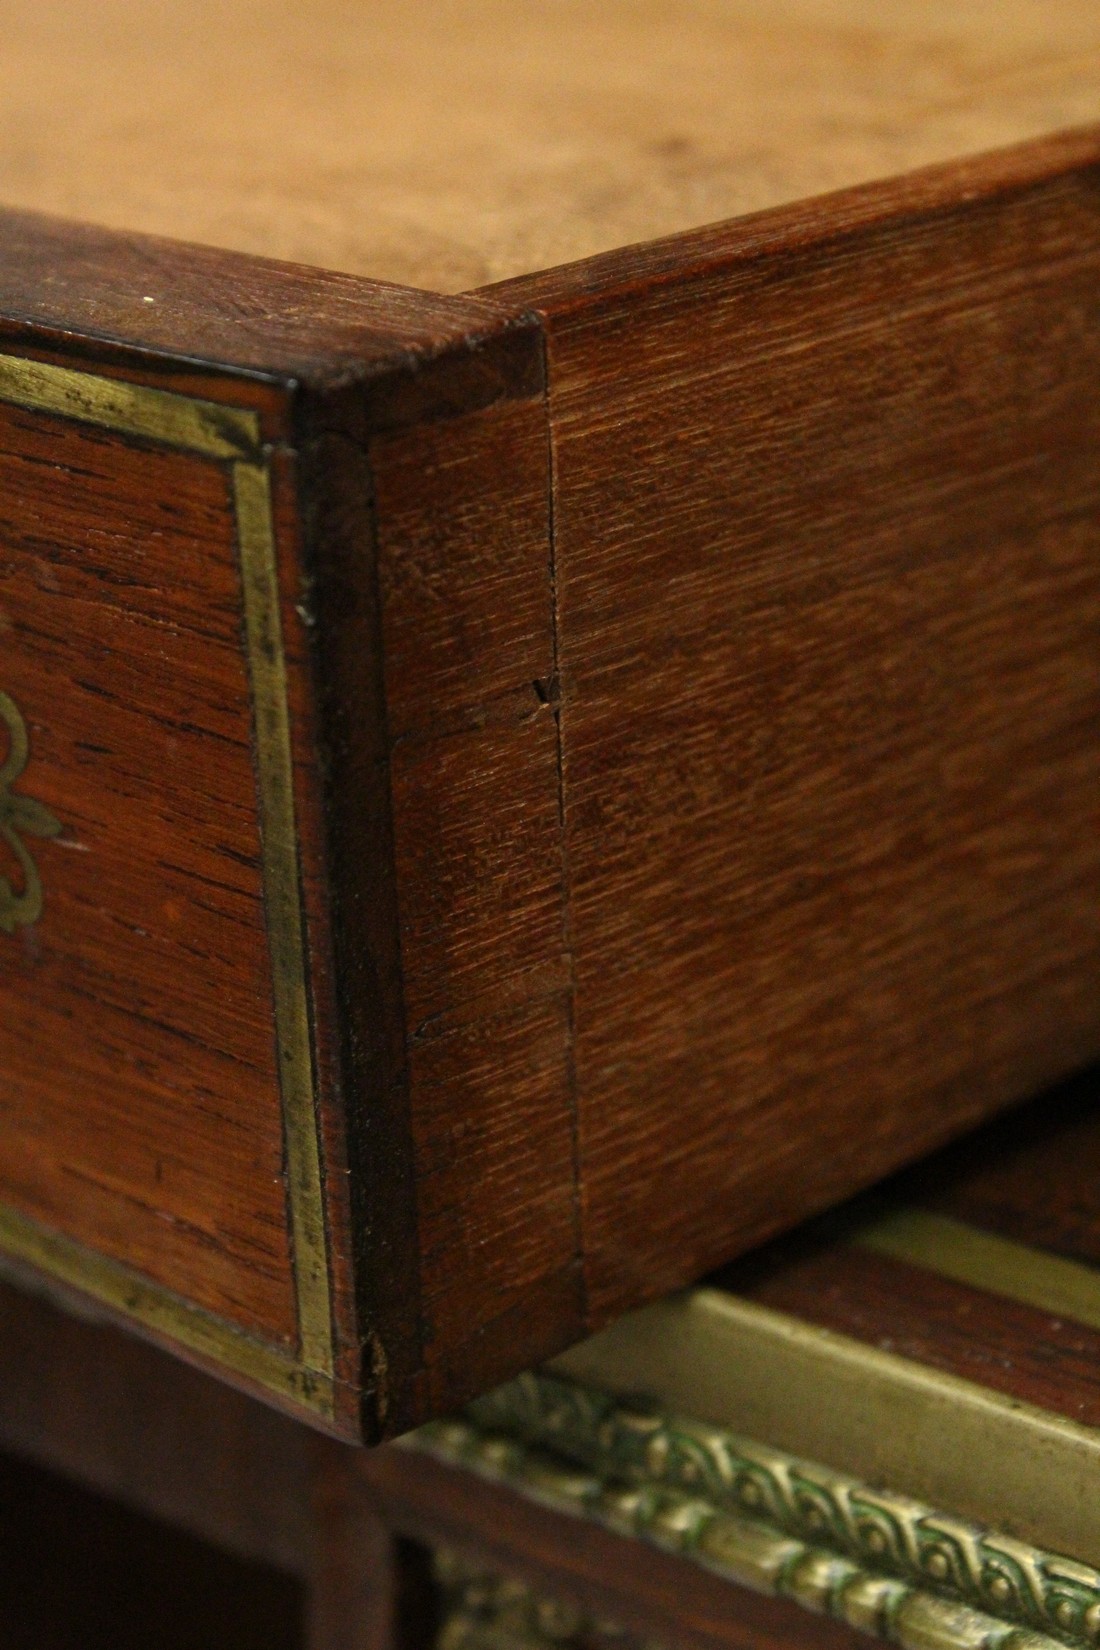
[536,320,584,1327]
[0,351,335,1411]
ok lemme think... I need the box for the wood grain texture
[0,335,379,1425]
[718,1065,1100,1429]
[0,208,511,384]
[0,1269,870,1650]
[5,126,1100,1436]
[1,0,1100,290]
[0,399,295,1339]
[0,211,583,1438]
[493,135,1100,1328]
[366,386,581,1426]
[298,302,576,1434]
[913,1065,1100,1268]
[741,1237,1100,1427]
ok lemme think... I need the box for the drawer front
[0,216,558,1440]
[0,352,337,1418]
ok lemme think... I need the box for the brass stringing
[0,690,61,932]
[0,353,335,1417]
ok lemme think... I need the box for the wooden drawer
[1,4,1099,1441]
[404,1070,1100,1650]
[0,1066,1095,1650]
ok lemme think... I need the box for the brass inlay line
[552,1288,1100,1568]
[855,1209,1100,1335]
[0,352,334,1414]
[0,354,262,459]
[232,460,332,1378]
[0,1203,332,1411]
[0,690,61,932]
[413,1370,1095,1650]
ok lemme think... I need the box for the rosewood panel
[493,141,1100,1327]
[0,401,294,1341]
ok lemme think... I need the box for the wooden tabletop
[4,0,1100,291]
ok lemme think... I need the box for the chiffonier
[0,1,1098,1641]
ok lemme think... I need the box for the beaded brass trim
[0,353,334,1414]
[552,1289,1100,1568]
[409,1372,1100,1650]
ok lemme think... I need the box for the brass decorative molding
[0,691,61,932]
[551,1288,1100,1569]
[409,1371,1099,1650]
[432,1546,656,1650]
[0,352,335,1415]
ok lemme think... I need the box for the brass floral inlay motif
[0,691,61,932]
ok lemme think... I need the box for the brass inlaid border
[0,1202,332,1412]
[411,1371,1095,1650]
[0,352,334,1413]
[855,1210,1100,1336]
[232,459,332,1377]
[0,355,262,460]
[552,1288,1100,1567]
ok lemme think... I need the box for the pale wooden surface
[2,0,1099,292]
